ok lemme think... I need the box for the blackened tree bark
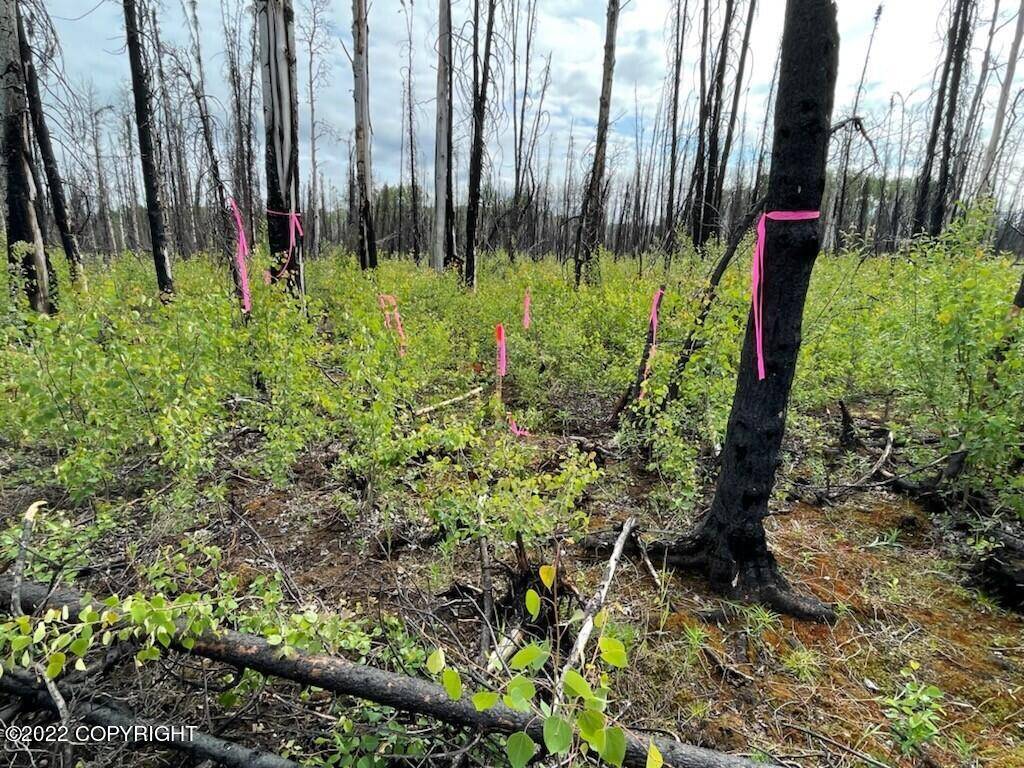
[667,0,839,619]
[573,0,620,287]
[16,1,82,286]
[929,0,973,235]
[911,0,959,234]
[123,0,173,296]
[2,0,52,313]
[257,0,304,293]
[463,0,497,288]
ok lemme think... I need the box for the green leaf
[599,727,627,767]
[442,668,463,700]
[266,634,283,646]
[472,691,499,711]
[505,732,537,768]
[542,716,572,755]
[525,589,541,620]
[45,652,66,680]
[503,675,536,712]
[69,636,90,658]
[562,668,593,700]
[577,709,606,751]
[509,642,549,672]
[426,648,445,675]
[539,565,556,589]
[646,741,663,768]
[598,636,628,668]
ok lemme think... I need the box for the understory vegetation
[1,209,1023,767]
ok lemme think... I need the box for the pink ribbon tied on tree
[264,208,304,284]
[377,294,407,356]
[751,210,820,380]
[496,323,507,377]
[227,197,251,313]
[522,289,532,329]
[639,286,665,399]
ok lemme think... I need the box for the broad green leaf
[426,648,445,675]
[539,565,556,589]
[594,609,608,628]
[472,691,499,711]
[562,668,593,700]
[543,716,572,755]
[509,642,549,671]
[525,589,541,620]
[45,652,66,680]
[600,727,627,767]
[646,741,664,768]
[503,675,536,712]
[577,709,606,751]
[505,732,537,768]
[598,636,628,668]
[442,668,463,700]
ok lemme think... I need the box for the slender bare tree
[2,0,52,312]
[123,0,173,295]
[573,0,621,287]
[432,0,454,271]
[350,0,377,270]
[257,0,304,293]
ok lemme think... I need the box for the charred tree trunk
[2,0,51,312]
[912,2,958,234]
[669,0,838,620]
[17,1,82,286]
[124,0,173,296]
[351,0,377,270]
[929,0,972,235]
[463,0,497,288]
[573,0,620,287]
[258,0,303,292]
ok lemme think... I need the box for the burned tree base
[582,522,836,622]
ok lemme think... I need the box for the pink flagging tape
[508,417,530,437]
[522,289,532,329]
[378,294,408,356]
[496,323,507,377]
[639,286,665,399]
[265,208,304,283]
[228,198,251,313]
[752,211,820,380]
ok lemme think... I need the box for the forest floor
[5,398,1018,767]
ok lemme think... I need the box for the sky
[44,0,1012,194]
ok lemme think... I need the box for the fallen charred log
[0,577,769,768]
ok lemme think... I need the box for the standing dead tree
[649,0,839,619]
[124,0,173,296]
[257,0,304,293]
[463,0,498,288]
[2,0,52,312]
[573,0,621,287]
[979,0,1024,194]
[298,0,330,260]
[432,0,454,271]
[17,2,82,286]
[349,0,377,270]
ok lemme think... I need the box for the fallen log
[974,527,1024,611]
[0,668,297,768]
[0,577,767,768]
